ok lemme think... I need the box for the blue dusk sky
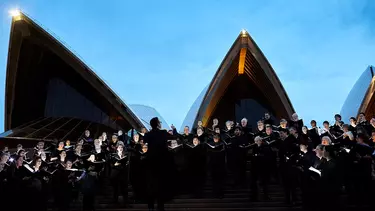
[0,1,374,131]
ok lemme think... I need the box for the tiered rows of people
[1,111,375,211]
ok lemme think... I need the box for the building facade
[181,30,295,131]
[1,12,146,147]
[341,66,375,121]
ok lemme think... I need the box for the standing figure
[250,136,272,201]
[207,134,226,198]
[143,117,177,211]
[110,141,129,207]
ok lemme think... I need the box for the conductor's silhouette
[143,117,176,211]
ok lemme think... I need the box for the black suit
[143,129,177,210]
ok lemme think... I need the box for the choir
[1,112,375,211]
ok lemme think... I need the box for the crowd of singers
[1,112,375,211]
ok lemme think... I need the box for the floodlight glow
[9,9,21,17]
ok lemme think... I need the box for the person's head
[358,112,366,122]
[241,118,248,127]
[133,133,139,142]
[94,139,100,147]
[257,120,264,131]
[102,132,107,139]
[350,117,357,125]
[213,134,220,143]
[356,133,367,144]
[213,118,219,125]
[37,141,44,150]
[254,136,263,146]
[193,137,199,146]
[40,152,46,161]
[0,152,9,163]
[300,142,308,152]
[234,127,242,136]
[265,125,273,135]
[280,119,288,128]
[334,114,342,121]
[214,127,220,134]
[321,136,332,146]
[16,144,22,151]
[117,142,125,153]
[302,126,308,134]
[372,131,375,141]
[323,145,335,160]
[2,146,8,152]
[15,155,23,167]
[118,130,123,136]
[323,121,330,129]
[225,121,231,128]
[150,117,161,129]
[34,157,42,168]
[197,120,203,127]
[142,144,148,153]
[78,139,84,145]
[289,127,297,136]
[112,134,118,143]
[264,112,270,120]
[310,120,317,127]
[98,136,104,143]
[65,140,71,146]
[85,130,90,137]
[58,141,64,149]
[197,127,203,136]
[184,126,190,134]
[279,128,289,139]
[315,144,324,158]
[17,148,25,157]
[75,144,82,153]
[65,160,73,169]
[60,151,67,159]
[292,113,299,121]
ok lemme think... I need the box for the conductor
[143,117,176,211]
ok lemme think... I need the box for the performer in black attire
[143,117,177,211]
[110,141,129,207]
[176,126,193,144]
[196,126,208,144]
[264,125,280,183]
[288,113,304,134]
[309,120,321,147]
[347,133,374,206]
[357,112,372,137]
[349,117,357,134]
[250,136,272,200]
[320,145,341,210]
[278,128,299,205]
[185,136,206,196]
[255,120,265,137]
[207,134,226,198]
[231,126,249,186]
[313,144,326,170]
[263,112,275,126]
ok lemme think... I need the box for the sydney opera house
[341,65,375,121]
[180,29,295,131]
[1,12,374,147]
